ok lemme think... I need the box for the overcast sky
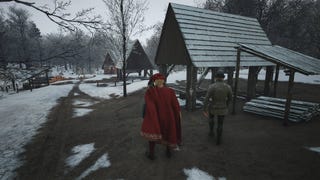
[1,0,206,45]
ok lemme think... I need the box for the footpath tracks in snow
[15,82,107,179]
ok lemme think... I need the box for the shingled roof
[237,44,320,75]
[155,3,274,67]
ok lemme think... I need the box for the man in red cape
[141,73,181,160]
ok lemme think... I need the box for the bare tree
[0,10,8,69]
[6,7,33,68]
[0,0,103,31]
[203,0,225,12]
[144,22,162,65]
[102,0,149,97]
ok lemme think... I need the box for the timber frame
[155,3,274,111]
[233,44,320,125]
[155,3,320,116]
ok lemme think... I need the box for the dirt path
[16,81,320,180]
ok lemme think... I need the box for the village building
[102,53,116,74]
[125,40,154,76]
[117,40,154,79]
[155,3,320,124]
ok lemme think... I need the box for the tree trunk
[121,0,127,97]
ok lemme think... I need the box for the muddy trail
[16,81,320,180]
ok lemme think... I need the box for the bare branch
[1,0,103,31]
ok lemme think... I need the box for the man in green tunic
[203,70,233,145]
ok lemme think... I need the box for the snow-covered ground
[0,84,74,179]
[0,69,319,179]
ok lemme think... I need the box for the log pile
[243,96,320,122]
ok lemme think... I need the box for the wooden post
[28,79,33,92]
[211,67,218,83]
[283,69,295,126]
[227,67,234,88]
[186,65,197,111]
[159,64,167,77]
[143,69,147,77]
[197,67,210,89]
[247,66,259,100]
[12,79,16,91]
[46,70,49,85]
[232,48,241,114]
[273,64,280,97]
[264,66,274,96]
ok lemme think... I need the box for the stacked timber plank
[243,96,320,122]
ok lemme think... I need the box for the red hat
[151,73,165,81]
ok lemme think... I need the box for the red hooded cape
[141,86,181,147]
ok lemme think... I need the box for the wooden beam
[159,64,167,77]
[166,64,175,77]
[227,67,234,88]
[211,67,218,83]
[232,48,241,114]
[46,69,49,86]
[186,65,197,111]
[264,66,274,96]
[283,69,295,126]
[197,67,210,88]
[273,64,280,97]
[247,66,259,100]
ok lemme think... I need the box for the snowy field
[0,69,319,179]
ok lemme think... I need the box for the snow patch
[73,99,97,107]
[183,167,226,180]
[65,143,95,168]
[184,167,214,180]
[76,153,111,180]
[73,108,93,118]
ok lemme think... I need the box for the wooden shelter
[155,3,274,111]
[234,44,320,125]
[155,3,320,125]
[126,40,154,76]
[20,67,50,91]
[102,53,116,74]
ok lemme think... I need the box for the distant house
[127,40,154,75]
[117,40,154,79]
[102,53,116,74]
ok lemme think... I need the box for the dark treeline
[0,6,113,73]
[203,0,320,59]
